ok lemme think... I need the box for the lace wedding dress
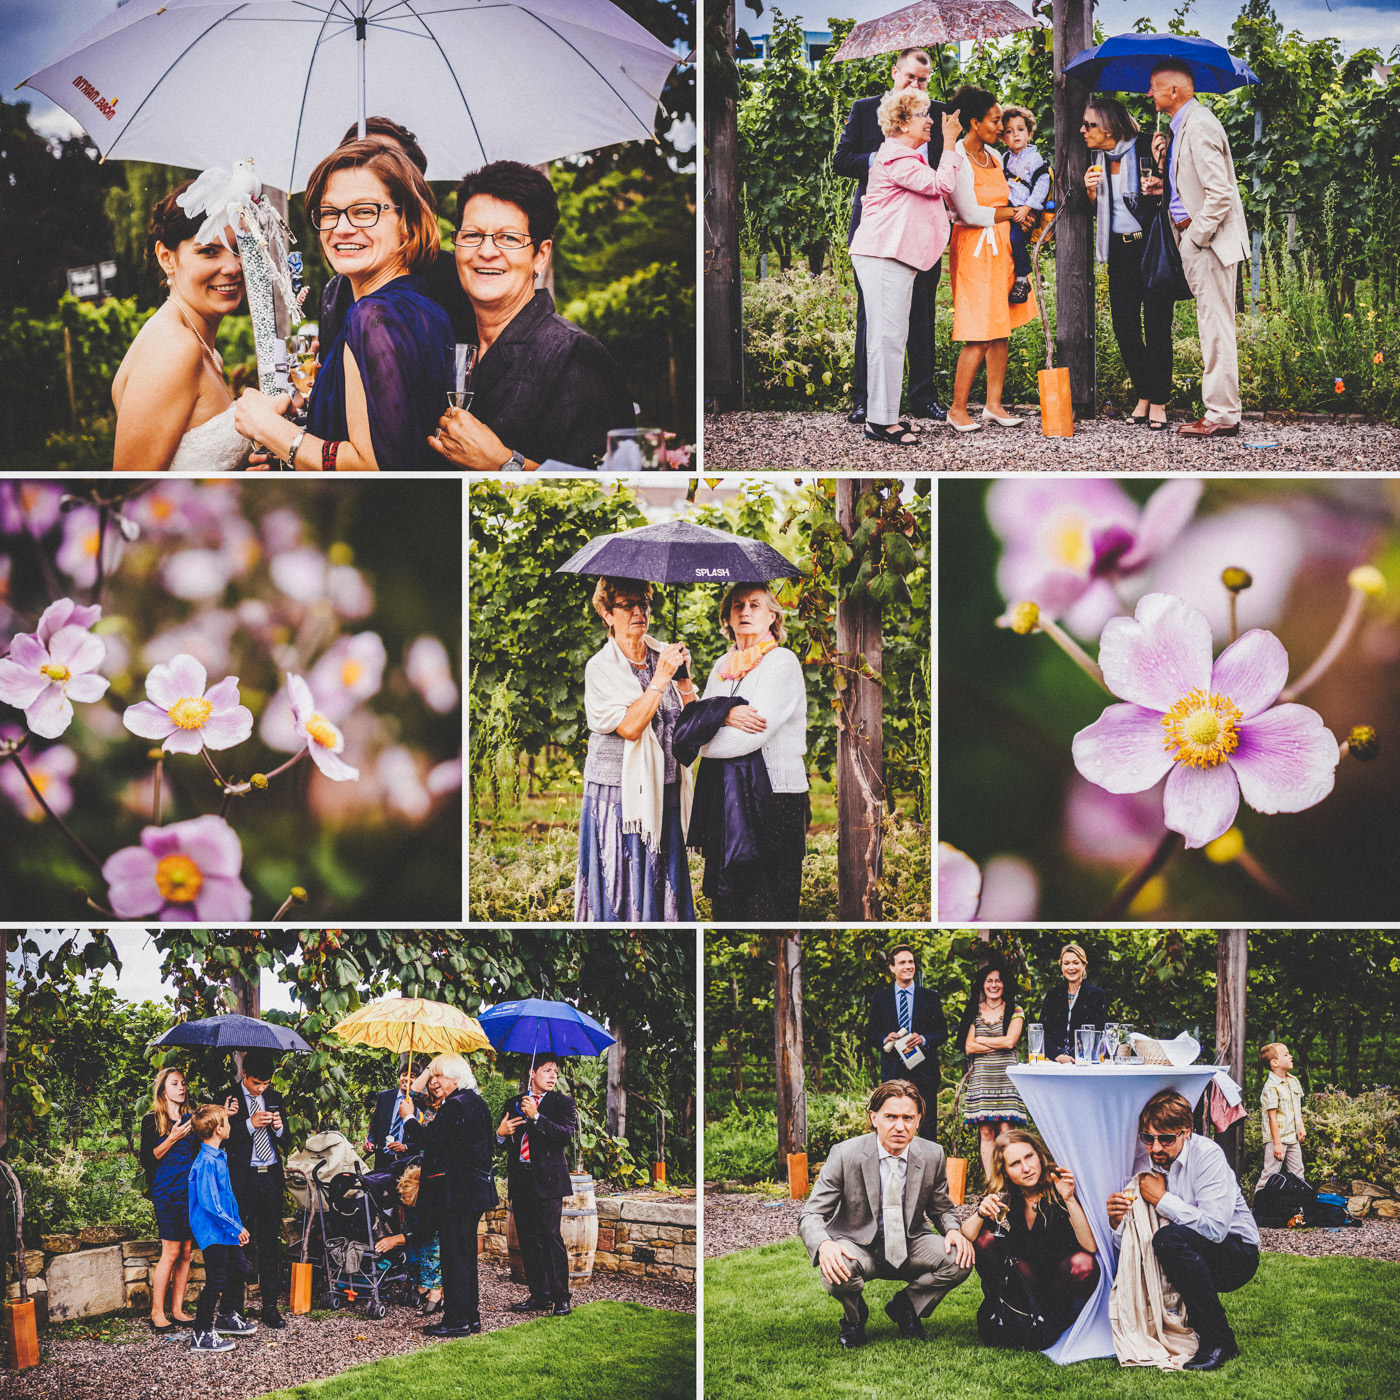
[167,403,251,472]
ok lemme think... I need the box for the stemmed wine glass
[449,342,477,414]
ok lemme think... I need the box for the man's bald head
[1149,61,1196,115]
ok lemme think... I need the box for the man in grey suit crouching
[798,1080,973,1349]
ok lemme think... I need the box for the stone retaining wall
[6,1193,696,1327]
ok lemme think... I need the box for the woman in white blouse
[694,585,809,918]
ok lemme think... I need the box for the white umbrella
[20,0,679,192]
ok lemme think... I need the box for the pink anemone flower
[102,814,252,921]
[122,653,253,754]
[938,842,982,920]
[1072,594,1339,849]
[0,728,77,820]
[287,673,359,781]
[0,599,109,738]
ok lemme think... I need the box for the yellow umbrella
[330,996,490,1058]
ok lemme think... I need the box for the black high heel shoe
[1128,412,1149,426]
[420,1295,444,1317]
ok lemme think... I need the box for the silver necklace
[168,294,220,369]
[970,145,993,168]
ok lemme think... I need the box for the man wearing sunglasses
[1106,1089,1259,1371]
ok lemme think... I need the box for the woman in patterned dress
[139,1067,199,1332]
[960,962,1028,1180]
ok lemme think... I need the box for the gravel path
[702,1188,1400,1263]
[3,1265,694,1400]
[704,410,1400,471]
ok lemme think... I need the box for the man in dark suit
[497,1054,577,1316]
[834,48,948,425]
[798,1081,972,1349]
[365,1065,414,1173]
[216,1049,289,1328]
[865,944,947,1142]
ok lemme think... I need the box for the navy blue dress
[307,273,452,469]
[141,1111,197,1242]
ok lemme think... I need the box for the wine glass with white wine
[449,342,477,415]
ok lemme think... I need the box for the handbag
[1142,200,1193,302]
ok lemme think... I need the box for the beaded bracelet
[322,439,340,472]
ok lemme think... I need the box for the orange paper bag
[1038,366,1074,437]
[289,1261,313,1315]
[6,1300,39,1371]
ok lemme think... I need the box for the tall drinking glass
[1102,1023,1121,1065]
[1028,1023,1045,1063]
[449,342,477,414]
[1075,1026,1097,1065]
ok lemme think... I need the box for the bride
[112,184,251,471]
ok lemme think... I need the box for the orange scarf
[719,638,777,681]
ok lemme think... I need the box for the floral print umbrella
[832,0,1040,61]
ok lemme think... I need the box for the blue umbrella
[151,1013,312,1054]
[477,999,616,1059]
[1065,33,1261,94]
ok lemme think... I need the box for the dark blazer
[214,1080,289,1184]
[1039,981,1111,1062]
[834,93,948,242]
[865,982,948,1094]
[469,289,634,468]
[368,1086,410,1171]
[320,248,477,349]
[502,1090,576,1200]
[403,1087,498,1218]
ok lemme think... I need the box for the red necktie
[519,1095,538,1162]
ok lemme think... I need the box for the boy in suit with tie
[865,944,948,1140]
[799,1081,973,1349]
[214,1049,289,1328]
[366,1066,414,1173]
[497,1054,577,1316]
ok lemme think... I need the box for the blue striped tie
[899,989,912,1035]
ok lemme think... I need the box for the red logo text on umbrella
[72,77,117,120]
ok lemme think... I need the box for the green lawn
[256,1302,694,1400]
[705,1240,1398,1399]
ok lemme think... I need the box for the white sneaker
[191,1330,235,1353]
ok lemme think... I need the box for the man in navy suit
[834,48,948,425]
[864,945,948,1141]
[215,1049,289,1328]
[365,1065,414,1173]
[497,1055,577,1316]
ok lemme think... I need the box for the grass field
[256,1302,694,1400]
[705,1239,1398,1400]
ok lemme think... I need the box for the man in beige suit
[1151,61,1251,437]
[798,1081,972,1349]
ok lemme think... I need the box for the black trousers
[1152,1223,1259,1347]
[194,1242,248,1331]
[1107,235,1176,406]
[707,791,809,921]
[515,1185,570,1301]
[439,1208,484,1328]
[852,259,940,409]
[230,1165,283,1314]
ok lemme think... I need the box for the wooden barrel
[562,1172,599,1285]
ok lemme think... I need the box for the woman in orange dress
[945,86,1039,433]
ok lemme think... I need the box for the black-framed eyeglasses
[1081,119,1100,130]
[1138,1130,1184,1146]
[613,600,651,615]
[311,201,400,231]
[453,229,535,250]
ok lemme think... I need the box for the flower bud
[1204,827,1245,864]
[999,601,1040,635]
[250,772,270,790]
[328,542,355,566]
[1221,567,1252,593]
[290,886,308,904]
[1347,565,1385,597]
[147,747,164,761]
[1346,725,1378,761]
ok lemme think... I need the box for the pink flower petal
[1209,629,1289,719]
[1231,706,1339,815]
[26,685,73,739]
[46,626,104,673]
[199,707,253,750]
[1098,594,1213,711]
[103,845,163,917]
[166,654,209,703]
[143,661,186,710]
[162,727,207,756]
[308,742,359,782]
[1118,479,1204,571]
[203,675,243,711]
[0,659,48,709]
[938,843,982,920]
[193,874,253,922]
[1163,761,1240,849]
[286,673,314,723]
[171,814,245,877]
[37,599,101,643]
[1072,703,1174,794]
[1062,578,1125,642]
[123,701,176,741]
[976,856,1039,922]
[8,634,49,669]
[63,673,109,704]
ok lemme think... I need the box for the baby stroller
[286,1131,369,1306]
[318,1165,412,1319]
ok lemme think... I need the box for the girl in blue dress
[139,1067,199,1333]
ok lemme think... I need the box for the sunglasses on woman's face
[1138,1131,1183,1146]
[1081,119,1100,130]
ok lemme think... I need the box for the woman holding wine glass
[234,141,451,469]
[959,1129,1099,1350]
[111,186,251,471]
[430,161,634,470]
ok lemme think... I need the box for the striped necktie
[249,1093,275,1166]
[899,988,912,1035]
[519,1095,539,1162]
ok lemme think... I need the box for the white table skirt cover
[1004,1062,1220,1364]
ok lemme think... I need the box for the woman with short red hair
[235,141,451,469]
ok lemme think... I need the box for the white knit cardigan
[697,646,809,793]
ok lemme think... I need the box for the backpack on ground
[1251,1168,1314,1227]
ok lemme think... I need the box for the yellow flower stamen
[1160,688,1243,768]
[1046,512,1092,573]
[168,695,214,730]
[154,853,204,903]
[83,532,100,558]
[40,663,71,683]
[305,713,341,750]
[340,659,363,688]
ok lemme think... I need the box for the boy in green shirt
[1255,1041,1306,1192]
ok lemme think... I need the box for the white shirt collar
[877,1141,910,1166]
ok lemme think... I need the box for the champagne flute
[450,342,477,414]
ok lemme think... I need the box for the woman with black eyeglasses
[234,140,451,469]
[429,161,635,470]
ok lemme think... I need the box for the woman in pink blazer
[849,91,964,445]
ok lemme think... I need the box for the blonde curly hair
[877,88,931,137]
